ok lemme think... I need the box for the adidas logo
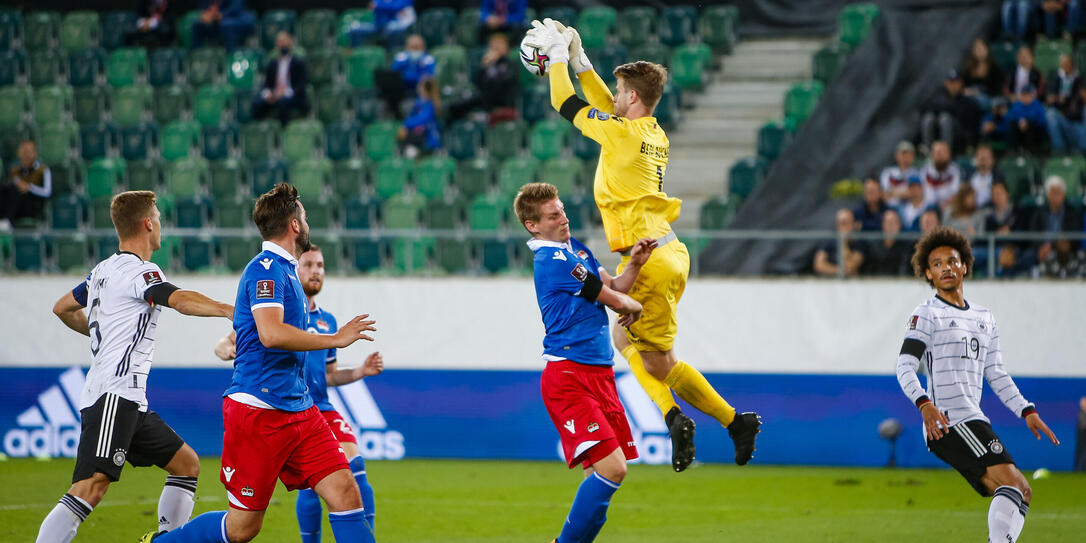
[950,320,958,328]
[327,380,405,460]
[3,367,85,458]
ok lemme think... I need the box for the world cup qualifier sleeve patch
[570,263,589,282]
[256,280,275,299]
[907,315,919,330]
[143,271,163,285]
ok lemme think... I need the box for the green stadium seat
[24,12,60,52]
[629,42,672,69]
[59,11,99,52]
[326,120,361,161]
[149,234,177,271]
[0,119,38,162]
[227,49,262,90]
[784,80,824,125]
[156,193,175,225]
[540,7,578,27]
[91,233,118,261]
[540,157,582,197]
[529,120,569,162]
[333,158,368,199]
[111,84,152,127]
[305,48,343,88]
[177,10,202,49]
[148,48,185,87]
[344,195,379,230]
[671,44,707,90]
[14,234,46,272]
[153,84,191,125]
[208,158,247,200]
[700,5,738,54]
[1044,155,1085,200]
[485,120,525,162]
[363,121,399,161]
[72,85,108,125]
[107,48,147,88]
[498,156,540,197]
[241,120,280,161]
[382,193,426,229]
[353,88,380,124]
[576,6,617,50]
[101,11,137,51]
[161,120,201,161]
[446,119,483,160]
[176,196,211,228]
[469,193,508,231]
[390,236,434,273]
[297,9,337,51]
[282,119,325,163]
[425,196,466,230]
[617,6,656,48]
[50,194,87,230]
[0,11,23,51]
[0,49,27,87]
[39,121,78,164]
[187,47,226,88]
[1034,39,1072,78]
[90,195,114,229]
[336,8,374,47]
[563,196,597,231]
[351,237,385,271]
[658,6,697,47]
[193,84,232,127]
[50,158,84,196]
[346,46,385,89]
[232,89,257,124]
[455,158,493,200]
[289,156,333,202]
[699,196,741,230]
[29,50,65,88]
[260,10,297,50]
[570,130,601,161]
[86,158,126,200]
[222,236,261,271]
[455,7,481,47]
[839,3,879,48]
[478,238,517,273]
[997,154,1038,201]
[165,157,208,198]
[435,238,471,273]
[418,8,457,49]
[78,121,116,161]
[432,45,470,88]
[53,234,90,272]
[757,120,793,163]
[813,42,851,85]
[181,236,214,271]
[215,196,252,229]
[990,41,1018,76]
[373,157,411,199]
[728,157,766,200]
[315,84,353,124]
[520,83,550,124]
[414,156,455,200]
[127,158,163,192]
[68,48,106,87]
[250,158,288,196]
[202,122,238,161]
[586,44,628,85]
[305,197,338,230]
[120,121,158,161]
[656,83,681,128]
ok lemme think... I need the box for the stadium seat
[346,46,386,89]
[0,49,27,87]
[655,83,681,128]
[425,196,467,230]
[149,234,177,270]
[161,120,201,161]
[519,83,550,124]
[485,120,526,162]
[181,236,214,271]
[72,85,108,125]
[325,120,361,161]
[127,158,164,192]
[193,84,233,126]
[215,196,252,229]
[315,84,353,124]
[166,157,209,198]
[50,158,85,196]
[39,121,79,164]
[344,194,379,230]
[382,193,426,229]
[153,84,192,125]
[757,120,793,163]
[586,44,628,85]
[784,80,824,125]
[454,7,481,47]
[297,9,337,51]
[498,156,540,197]
[540,157,582,197]
[435,238,471,273]
[336,8,374,47]
[59,11,99,52]
[373,157,411,199]
[562,196,596,232]
[333,158,368,199]
[570,131,601,161]
[86,158,126,200]
[289,157,333,201]
[107,48,147,88]
[202,122,238,161]
[576,6,617,50]
[50,193,87,230]
[306,48,343,88]
[175,196,212,228]
[14,234,46,272]
[90,195,114,229]
[226,49,262,90]
[187,47,226,88]
[617,6,656,48]
[839,3,879,48]
[101,11,137,51]
[234,90,257,124]
[414,156,456,200]
[728,157,766,200]
[222,236,261,271]
[671,44,707,90]
[417,8,457,49]
[68,48,106,87]
[629,42,672,69]
[478,238,517,273]
[0,11,23,51]
[208,158,247,200]
[1034,38,1072,77]
[990,41,1018,76]
[1044,155,1085,200]
[29,50,65,88]
[432,45,470,89]
[540,7,578,27]
[813,42,851,85]
[469,193,507,231]
[658,6,697,47]
[997,154,1038,201]
[353,87,380,124]
[241,120,280,161]
[363,121,399,161]
[351,237,385,271]
[700,5,738,53]
[78,121,117,161]
[250,158,288,196]
[699,196,741,230]
[446,119,484,160]
[0,119,38,162]
[529,120,569,162]
[24,11,60,52]
[260,10,297,50]
[390,236,434,273]
[53,234,90,272]
[282,119,325,163]
[454,158,493,200]
[110,84,152,127]
[120,121,158,161]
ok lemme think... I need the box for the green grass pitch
[2,458,1084,542]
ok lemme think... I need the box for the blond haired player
[523,19,761,472]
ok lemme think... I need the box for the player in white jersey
[896,227,1059,543]
[36,191,233,543]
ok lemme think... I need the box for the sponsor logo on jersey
[908,315,918,330]
[570,263,589,282]
[552,251,567,261]
[256,280,275,299]
[142,271,163,285]
[949,320,958,328]
[587,108,611,121]
[259,258,274,270]
[327,380,405,460]
[2,367,83,458]
[564,419,576,434]
[223,466,235,482]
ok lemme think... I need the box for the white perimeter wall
[1,277,1083,377]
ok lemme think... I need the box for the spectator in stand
[963,38,1004,111]
[919,208,941,234]
[1046,61,1086,153]
[251,32,309,126]
[1037,238,1086,277]
[1002,0,1033,41]
[479,0,528,44]
[377,34,436,118]
[1030,175,1083,264]
[0,141,51,230]
[125,0,175,49]
[880,141,919,206]
[899,175,932,231]
[1007,45,1044,98]
[862,209,912,276]
[349,0,417,47]
[398,78,442,158]
[854,178,890,232]
[1045,54,1080,110]
[921,69,983,153]
[921,141,962,209]
[943,185,986,236]
[1007,84,1049,153]
[1041,0,1082,38]
[813,208,864,277]
[981,97,1013,148]
[191,0,256,52]
[984,181,1031,277]
[968,144,1003,208]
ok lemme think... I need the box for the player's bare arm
[52,290,90,336]
[1025,412,1059,444]
[596,287,642,328]
[163,289,233,319]
[253,307,376,350]
[604,237,657,293]
[326,352,384,386]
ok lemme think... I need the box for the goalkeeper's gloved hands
[549,20,593,74]
[524,18,571,66]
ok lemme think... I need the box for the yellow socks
[664,361,736,427]
[620,345,677,416]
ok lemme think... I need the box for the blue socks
[329,508,375,543]
[152,510,227,543]
[296,488,323,543]
[557,472,621,543]
[349,455,376,530]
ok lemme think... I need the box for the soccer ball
[519,40,550,77]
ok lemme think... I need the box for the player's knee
[166,444,201,477]
[225,514,262,543]
[1018,481,1032,502]
[603,461,627,483]
[70,472,111,505]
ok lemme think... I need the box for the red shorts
[322,410,358,445]
[220,398,349,511]
[541,360,638,469]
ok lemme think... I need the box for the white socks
[158,475,198,532]
[35,493,92,543]
[989,485,1028,543]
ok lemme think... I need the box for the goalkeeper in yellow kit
[524,19,761,472]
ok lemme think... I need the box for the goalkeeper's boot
[665,407,696,472]
[138,531,162,542]
[727,412,762,466]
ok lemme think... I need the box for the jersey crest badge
[576,250,588,260]
[570,263,589,282]
[989,439,1004,454]
[587,108,610,121]
[142,271,163,285]
[587,422,599,433]
[256,280,275,299]
[907,315,918,330]
[552,251,567,261]
[259,257,274,270]
[316,319,330,332]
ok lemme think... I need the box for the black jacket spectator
[251,33,309,125]
[125,0,176,48]
[862,209,912,276]
[963,39,1004,98]
[0,141,52,228]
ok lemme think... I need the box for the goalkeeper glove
[550,20,593,74]
[524,18,571,65]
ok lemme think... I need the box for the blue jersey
[528,237,613,366]
[225,242,313,412]
[304,306,339,412]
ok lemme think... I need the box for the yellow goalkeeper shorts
[615,237,689,352]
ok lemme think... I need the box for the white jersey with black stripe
[79,252,167,412]
[896,295,1031,427]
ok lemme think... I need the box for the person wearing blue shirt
[191,0,255,52]
[146,184,377,543]
[1006,84,1049,154]
[348,0,417,47]
[399,79,442,156]
[513,182,656,543]
[480,0,528,43]
[377,34,436,117]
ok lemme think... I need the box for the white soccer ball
[519,39,550,77]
